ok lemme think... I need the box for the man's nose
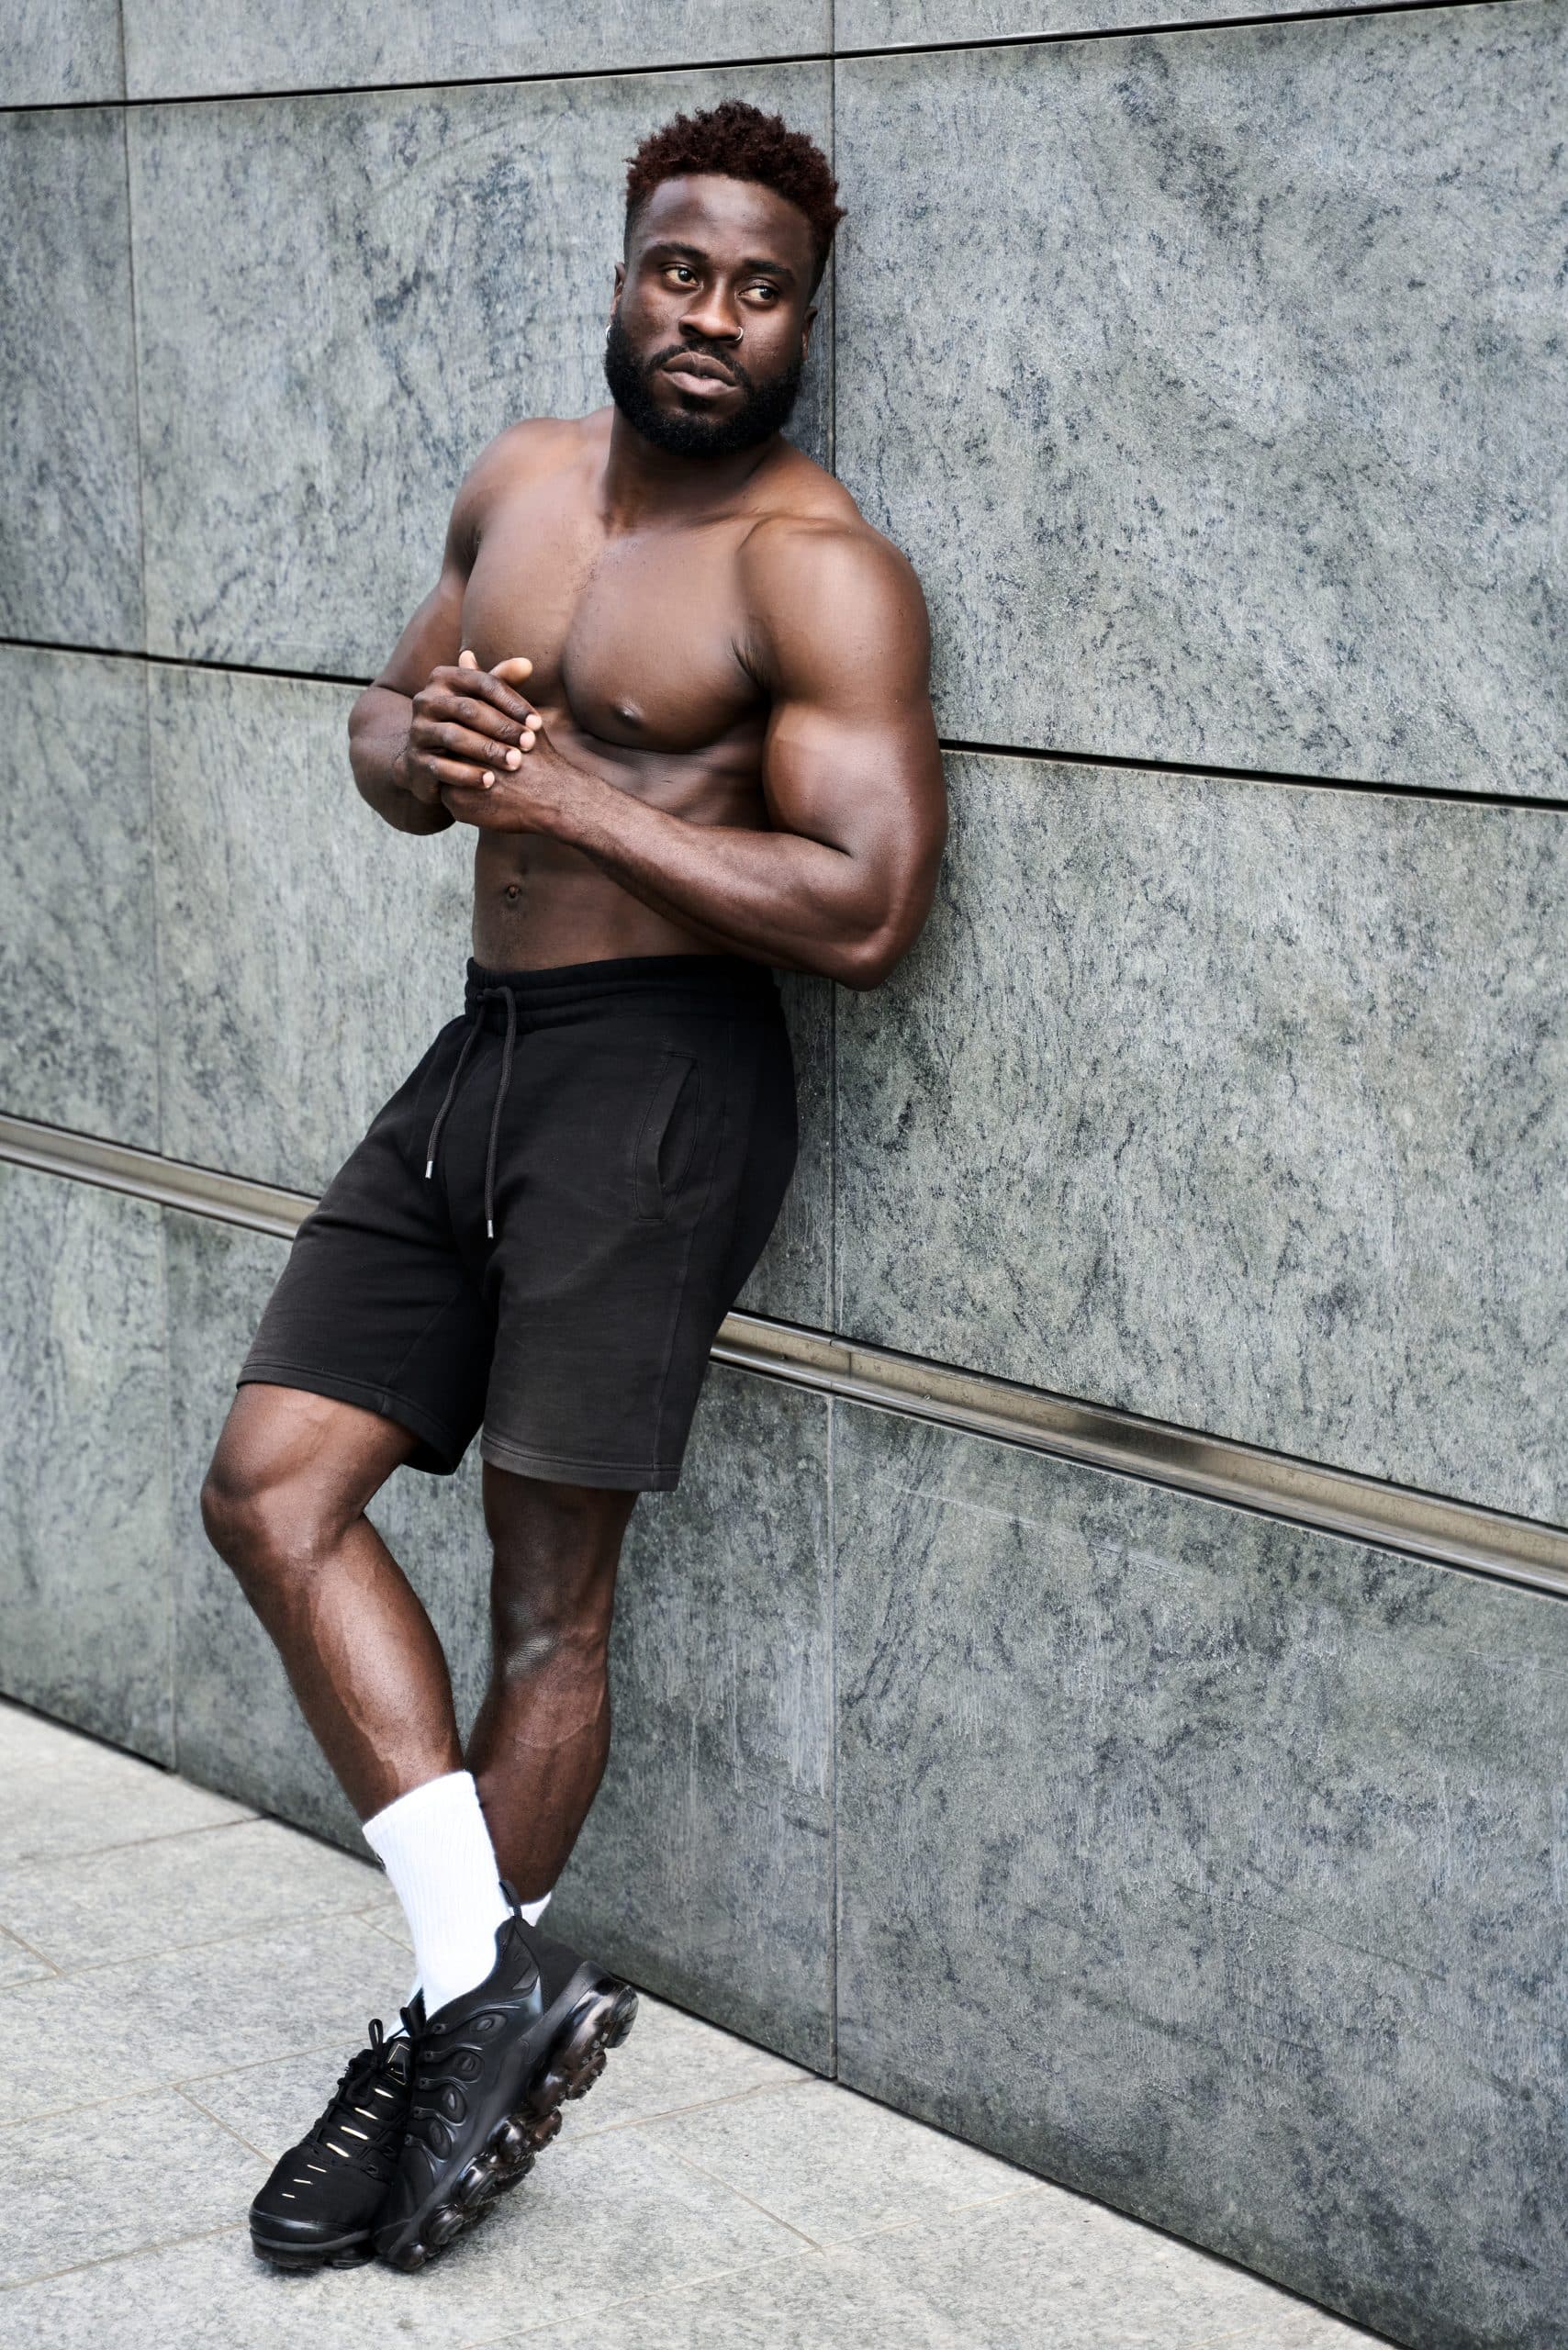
[679,289,744,343]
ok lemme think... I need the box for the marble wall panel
[129,63,832,677]
[0,0,122,105]
[836,0,1381,44]
[150,663,473,1191]
[162,1206,493,1846]
[0,647,158,1145]
[0,1167,173,1762]
[834,1400,1568,2350]
[0,106,142,648]
[837,755,1568,1526]
[552,1366,834,2071]
[122,3,828,101]
[835,6,1568,794]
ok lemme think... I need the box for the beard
[603,313,804,459]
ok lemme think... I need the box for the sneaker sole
[249,2225,377,2271]
[376,1969,638,2273]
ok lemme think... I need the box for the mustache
[649,341,753,389]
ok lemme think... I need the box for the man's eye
[746,283,779,302]
[667,265,696,285]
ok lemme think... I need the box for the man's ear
[800,301,818,361]
[610,260,626,317]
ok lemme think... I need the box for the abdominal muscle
[466,708,768,973]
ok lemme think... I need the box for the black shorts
[236,952,798,1491]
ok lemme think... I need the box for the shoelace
[422,982,519,1240]
[275,2019,410,2200]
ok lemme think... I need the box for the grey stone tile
[835,9,1568,794]
[162,1205,494,1846]
[836,0,1380,44]
[0,1166,174,1762]
[150,663,475,1192]
[837,756,1568,1525]
[0,1699,104,1773]
[0,1818,382,1974]
[555,1993,812,2143]
[833,1401,1568,2350]
[509,2185,1378,2348]
[551,1366,834,2072]
[0,0,123,105]
[0,1913,407,2124]
[2,2130,803,2346]
[504,2245,966,2348]
[0,106,141,646]
[0,1927,52,1990]
[734,969,833,1330]
[123,3,829,101]
[0,1732,250,1873]
[129,65,831,676]
[650,2076,1032,2244]
[0,647,157,1144]
[0,2087,260,2287]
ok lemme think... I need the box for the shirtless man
[200,99,945,2276]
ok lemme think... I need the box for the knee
[488,1570,614,1684]
[198,1451,333,1600]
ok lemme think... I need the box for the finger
[457,647,479,669]
[422,754,502,790]
[491,655,533,685]
[420,689,530,745]
[431,667,537,727]
[414,718,524,769]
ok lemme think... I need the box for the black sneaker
[249,2002,422,2270]
[372,1893,638,2272]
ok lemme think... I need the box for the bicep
[756,540,946,933]
[372,557,466,699]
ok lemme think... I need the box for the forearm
[550,771,886,987]
[349,684,455,835]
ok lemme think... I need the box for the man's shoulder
[739,464,924,614]
[463,412,600,495]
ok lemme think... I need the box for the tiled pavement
[0,1700,1388,2348]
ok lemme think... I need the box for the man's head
[604,101,845,460]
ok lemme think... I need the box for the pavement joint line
[0,1899,409,1984]
[174,2082,274,2165]
[0,2220,245,2297]
[655,2140,832,2250]
[566,2069,818,2142]
[0,1810,264,1874]
[0,1924,60,1975]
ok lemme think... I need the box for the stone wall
[2,8,1563,2343]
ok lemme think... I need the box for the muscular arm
[349,431,537,834]
[487,521,946,988]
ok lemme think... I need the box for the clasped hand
[396,648,567,832]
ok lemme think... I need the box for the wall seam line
[0,0,1529,118]
[4,640,1558,813]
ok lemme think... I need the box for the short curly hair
[624,100,845,292]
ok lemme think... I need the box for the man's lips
[661,352,737,387]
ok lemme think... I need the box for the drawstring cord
[422,983,519,1240]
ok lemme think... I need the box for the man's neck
[599,407,780,529]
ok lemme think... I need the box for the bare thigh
[204,1380,422,1530]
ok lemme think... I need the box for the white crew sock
[364,1770,510,2019]
[404,1888,553,2020]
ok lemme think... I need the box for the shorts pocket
[632,1049,701,1221]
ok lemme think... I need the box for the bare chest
[461,502,760,756]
